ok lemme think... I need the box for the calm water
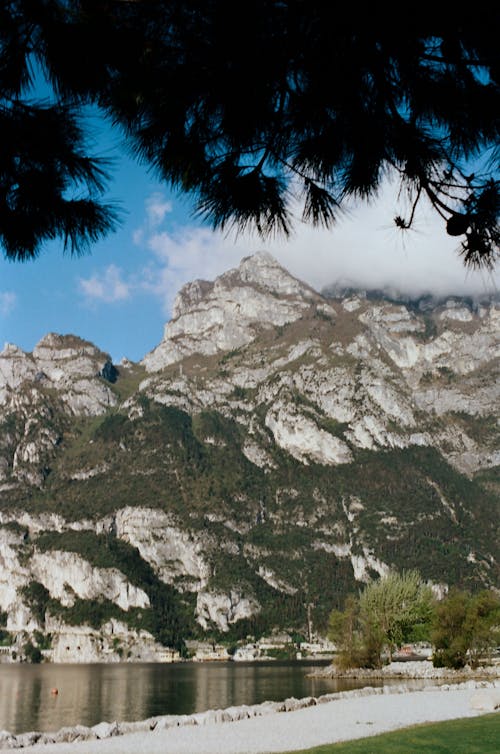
[0,660,435,734]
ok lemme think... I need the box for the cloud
[252,181,498,299]
[79,265,131,303]
[133,186,499,319]
[145,193,173,228]
[0,291,16,316]
[132,192,248,313]
[263,198,499,299]
[141,225,246,313]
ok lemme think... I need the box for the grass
[282,713,500,754]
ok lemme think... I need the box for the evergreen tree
[1,3,498,265]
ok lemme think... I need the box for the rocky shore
[312,659,500,681]
[1,678,499,751]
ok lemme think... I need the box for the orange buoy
[50,688,59,696]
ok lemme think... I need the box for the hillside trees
[1,3,498,264]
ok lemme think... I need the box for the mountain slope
[0,253,498,660]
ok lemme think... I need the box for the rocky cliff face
[142,252,323,370]
[140,253,499,475]
[0,334,117,488]
[0,253,498,661]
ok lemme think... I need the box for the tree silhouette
[0,2,120,260]
[1,2,498,266]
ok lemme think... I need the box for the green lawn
[283,713,500,754]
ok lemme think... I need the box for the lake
[0,660,433,734]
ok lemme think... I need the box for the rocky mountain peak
[0,332,117,424]
[31,332,111,381]
[143,252,330,372]
[171,251,318,320]
[33,332,103,358]
[219,251,317,298]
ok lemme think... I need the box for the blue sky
[1,114,498,364]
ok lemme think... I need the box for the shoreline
[3,679,499,753]
[310,659,500,681]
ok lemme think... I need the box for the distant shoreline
[311,659,500,681]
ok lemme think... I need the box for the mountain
[0,252,498,661]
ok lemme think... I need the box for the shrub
[23,641,43,664]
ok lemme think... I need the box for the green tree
[432,589,500,669]
[328,595,366,669]
[33,630,52,650]
[328,571,433,669]
[359,570,433,662]
[1,3,498,265]
[466,591,500,668]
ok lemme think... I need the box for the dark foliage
[1,3,498,265]
[432,589,500,669]
[0,100,119,260]
[20,581,51,626]
[100,361,119,383]
[23,640,42,663]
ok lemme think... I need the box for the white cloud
[263,197,499,299]
[133,186,498,319]
[143,226,247,313]
[79,265,131,303]
[145,193,173,228]
[132,192,249,313]
[0,291,16,316]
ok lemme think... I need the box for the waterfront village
[183,636,432,664]
[187,634,338,663]
[1,627,436,665]
[0,629,339,664]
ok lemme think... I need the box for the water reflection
[0,661,429,735]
